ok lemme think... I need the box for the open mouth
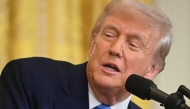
[103,64,120,72]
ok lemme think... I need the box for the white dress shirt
[88,84,132,109]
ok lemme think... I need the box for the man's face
[87,14,160,92]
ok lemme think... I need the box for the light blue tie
[93,104,111,109]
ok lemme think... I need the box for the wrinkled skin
[86,13,161,105]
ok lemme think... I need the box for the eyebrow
[101,23,120,33]
[102,23,149,48]
[127,33,147,48]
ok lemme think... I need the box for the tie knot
[93,104,111,109]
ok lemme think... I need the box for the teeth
[105,66,115,71]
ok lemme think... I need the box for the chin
[94,76,120,90]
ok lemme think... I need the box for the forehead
[100,14,161,53]
[102,13,161,39]
[105,13,151,30]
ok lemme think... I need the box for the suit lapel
[54,62,89,109]
[54,62,142,109]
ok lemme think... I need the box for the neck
[90,84,131,106]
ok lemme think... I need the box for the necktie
[93,104,111,109]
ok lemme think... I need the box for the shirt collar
[88,84,132,109]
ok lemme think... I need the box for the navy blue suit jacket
[0,57,141,109]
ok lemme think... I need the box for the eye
[102,32,117,41]
[100,28,118,41]
[129,41,141,49]
[105,32,115,38]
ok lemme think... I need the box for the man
[0,0,172,109]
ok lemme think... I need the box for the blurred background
[0,0,189,109]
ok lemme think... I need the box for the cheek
[124,55,151,76]
[90,40,110,58]
[87,41,108,74]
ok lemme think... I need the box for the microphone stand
[162,85,190,109]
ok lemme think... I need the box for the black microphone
[125,74,168,104]
[125,74,190,109]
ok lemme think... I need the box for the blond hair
[91,0,172,72]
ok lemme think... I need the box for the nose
[110,38,124,58]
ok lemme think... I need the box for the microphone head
[125,74,157,100]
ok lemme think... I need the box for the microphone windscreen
[125,74,155,100]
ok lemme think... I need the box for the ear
[88,33,97,58]
[143,64,161,80]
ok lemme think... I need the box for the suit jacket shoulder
[0,57,89,109]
